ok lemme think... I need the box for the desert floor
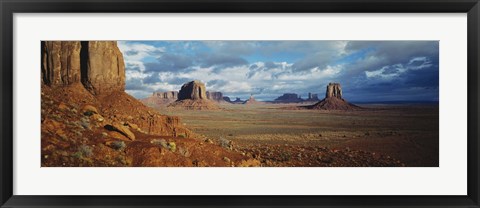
[158,103,439,167]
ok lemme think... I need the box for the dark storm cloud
[345,41,438,68]
[144,54,194,72]
[198,53,248,68]
[119,41,439,102]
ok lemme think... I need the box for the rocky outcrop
[306,93,319,102]
[231,97,244,104]
[243,95,263,105]
[141,91,179,107]
[223,96,232,103]
[308,83,361,110]
[326,83,342,99]
[42,41,82,86]
[153,91,178,99]
[206,91,224,102]
[178,80,207,100]
[168,80,220,110]
[82,41,126,95]
[41,41,190,138]
[41,41,125,95]
[274,93,304,103]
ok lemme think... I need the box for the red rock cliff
[42,41,125,95]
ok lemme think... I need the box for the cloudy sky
[118,40,439,102]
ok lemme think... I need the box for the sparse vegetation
[151,139,168,148]
[111,141,126,151]
[168,142,176,152]
[79,144,93,157]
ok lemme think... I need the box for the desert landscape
[41,40,439,167]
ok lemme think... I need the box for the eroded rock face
[41,41,191,139]
[42,41,81,85]
[223,96,232,102]
[308,83,361,110]
[206,91,223,102]
[326,83,342,99]
[274,93,303,103]
[82,41,125,95]
[178,80,207,100]
[154,91,178,99]
[41,41,125,95]
[307,93,319,101]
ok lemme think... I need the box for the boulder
[82,104,99,115]
[105,123,136,141]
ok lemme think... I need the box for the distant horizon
[139,88,439,104]
[120,41,439,102]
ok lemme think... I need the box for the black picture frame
[1,0,479,207]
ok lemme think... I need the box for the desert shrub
[111,141,126,151]
[219,137,233,150]
[151,139,168,148]
[168,142,176,152]
[177,134,186,138]
[72,151,82,159]
[78,144,93,157]
[80,117,91,130]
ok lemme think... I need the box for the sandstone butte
[167,80,220,110]
[41,41,189,137]
[41,41,257,167]
[308,83,362,110]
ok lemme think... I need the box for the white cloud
[365,57,433,80]
[118,41,165,61]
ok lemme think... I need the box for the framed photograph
[1,0,479,207]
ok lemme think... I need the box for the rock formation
[42,41,81,86]
[274,93,304,103]
[308,83,361,110]
[243,94,263,105]
[168,80,220,110]
[223,96,232,103]
[41,41,262,167]
[231,97,244,104]
[206,91,224,102]
[141,91,178,107]
[178,80,207,100]
[42,41,125,95]
[41,41,190,137]
[326,83,342,99]
[154,91,178,99]
[306,93,319,102]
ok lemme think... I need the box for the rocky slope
[41,41,254,167]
